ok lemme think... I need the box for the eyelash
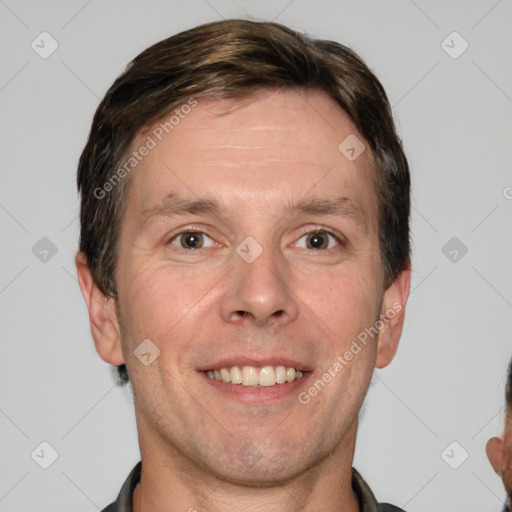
[166,225,345,253]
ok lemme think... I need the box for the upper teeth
[205,365,304,387]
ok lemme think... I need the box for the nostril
[231,309,284,322]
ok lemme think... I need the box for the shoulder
[379,504,407,512]
[352,467,407,512]
[99,461,142,512]
[100,504,117,512]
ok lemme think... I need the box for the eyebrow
[138,194,223,232]
[138,193,368,232]
[291,196,367,230]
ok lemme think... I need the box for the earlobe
[75,252,125,366]
[375,263,411,369]
[486,437,505,475]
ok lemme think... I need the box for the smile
[203,365,306,387]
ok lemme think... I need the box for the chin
[203,437,320,486]
[219,459,308,487]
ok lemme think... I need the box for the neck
[132,416,360,512]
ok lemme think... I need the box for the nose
[219,239,299,328]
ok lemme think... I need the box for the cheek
[310,268,381,329]
[119,261,220,351]
[117,260,175,343]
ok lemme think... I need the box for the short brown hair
[77,19,411,386]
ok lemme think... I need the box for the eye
[294,230,341,250]
[169,231,215,250]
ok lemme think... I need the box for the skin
[487,411,512,505]
[76,88,410,512]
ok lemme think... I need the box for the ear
[75,252,125,365]
[375,261,411,369]
[486,437,505,475]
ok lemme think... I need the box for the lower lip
[199,371,312,404]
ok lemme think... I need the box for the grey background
[1,0,511,511]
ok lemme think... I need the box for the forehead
[125,88,377,221]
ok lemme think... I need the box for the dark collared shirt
[101,461,406,512]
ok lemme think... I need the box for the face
[506,420,512,501]
[78,88,409,484]
[487,412,512,504]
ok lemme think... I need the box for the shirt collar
[108,462,386,512]
[351,467,382,511]
[112,461,141,512]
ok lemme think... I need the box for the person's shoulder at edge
[352,467,407,512]
[100,461,141,512]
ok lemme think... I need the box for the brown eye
[306,232,330,249]
[297,230,340,250]
[170,232,214,250]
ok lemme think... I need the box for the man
[487,359,512,512]
[75,19,411,512]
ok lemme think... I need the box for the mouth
[197,358,313,403]
[202,365,307,387]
